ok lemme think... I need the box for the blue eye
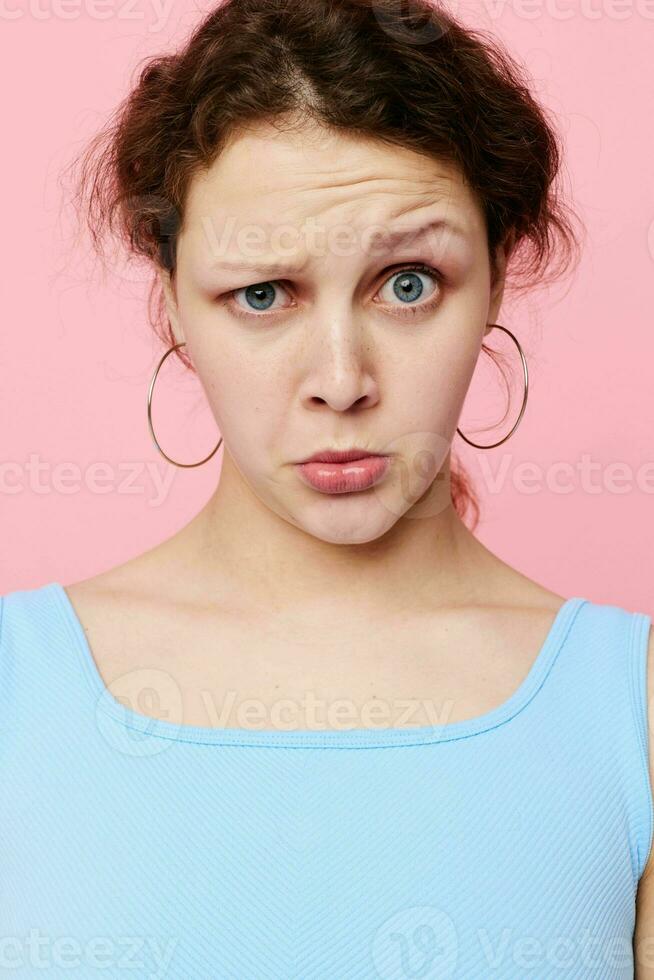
[222,262,444,321]
[376,264,443,314]
[232,281,291,314]
[393,271,424,302]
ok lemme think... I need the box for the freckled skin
[157,119,515,614]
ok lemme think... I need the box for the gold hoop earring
[147,341,223,468]
[456,323,528,449]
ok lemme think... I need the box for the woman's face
[161,120,508,545]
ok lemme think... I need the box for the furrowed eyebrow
[210,218,466,276]
[371,217,467,250]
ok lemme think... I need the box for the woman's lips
[295,455,391,493]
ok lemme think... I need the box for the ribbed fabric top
[1,582,652,978]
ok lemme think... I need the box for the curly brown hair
[67,0,582,531]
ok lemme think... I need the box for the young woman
[2,0,653,975]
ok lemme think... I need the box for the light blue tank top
[1,582,652,978]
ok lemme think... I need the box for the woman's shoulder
[0,553,167,655]
[0,580,60,625]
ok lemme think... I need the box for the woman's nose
[298,319,379,414]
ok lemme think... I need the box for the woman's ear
[158,267,184,346]
[488,230,515,325]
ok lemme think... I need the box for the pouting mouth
[299,449,384,464]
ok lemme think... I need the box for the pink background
[1,1,653,614]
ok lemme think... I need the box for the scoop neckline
[47,581,587,749]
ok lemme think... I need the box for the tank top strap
[0,582,96,742]
[533,596,653,883]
